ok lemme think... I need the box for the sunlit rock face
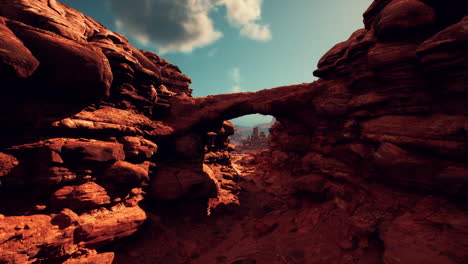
[261,1,467,263]
[0,0,467,263]
[0,0,196,262]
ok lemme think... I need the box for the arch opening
[229,114,275,152]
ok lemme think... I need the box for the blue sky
[60,0,372,126]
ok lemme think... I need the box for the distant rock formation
[230,122,271,147]
[237,126,269,151]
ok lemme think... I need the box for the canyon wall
[263,1,468,262]
[152,0,468,262]
[0,0,466,263]
[0,0,234,263]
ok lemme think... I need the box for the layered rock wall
[0,0,200,263]
[267,1,468,262]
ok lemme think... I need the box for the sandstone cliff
[0,0,227,263]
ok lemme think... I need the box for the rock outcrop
[235,126,269,151]
[0,0,195,262]
[0,0,467,263]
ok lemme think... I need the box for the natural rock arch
[160,83,325,136]
[149,82,336,201]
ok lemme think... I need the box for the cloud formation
[229,67,244,92]
[107,0,271,53]
[222,0,272,41]
[229,67,241,83]
[231,85,243,93]
[109,0,222,53]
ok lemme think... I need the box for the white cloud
[240,23,271,41]
[222,0,272,41]
[229,67,244,93]
[115,19,151,45]
[229,67,241,83]
[108,0,222,54]
[231,85,243,93]
[107,0,271,53]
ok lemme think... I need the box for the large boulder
[50,182,111,211]
[6,21,113,102]
[61,140,125,164]
[150,161,218,200]
[0,18,39,81]
[417,15,468,93]
[0,152,18,177]
[103,160,150,185]
[75,204,147,248]
[374,0,436,40]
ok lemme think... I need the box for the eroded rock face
[0,0,191,144]
[0,0,193,262]
[0,18,39,81]
[254,1,466,262]
[0,205,145,264]
[51,182,111,211]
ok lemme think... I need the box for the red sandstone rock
[381,197,468,264]
[361,114,467,157]
[123,188,146,207]
[0,152,18,177]
[51,182,111,211]
[51,107,173,139]
[205,164,240,214]
[0,204,145,263]
[75,204,146,248]
[0,214,75,264]
[150,161,218,200]
[374,0,436,40]
[363,0,393,29]
[290,174,327,194]
[120,136,158,161]
[51,208,81,229]
[417,15,468,93]
[103,160,150,185]
[141,50,192,94]
[63,251,115,264]
[175,132,205,159]
[313,29,376,83]
[7,20,113,101]
[0,18,39,81]
[2,139,78,186]
[62,140,125,163]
